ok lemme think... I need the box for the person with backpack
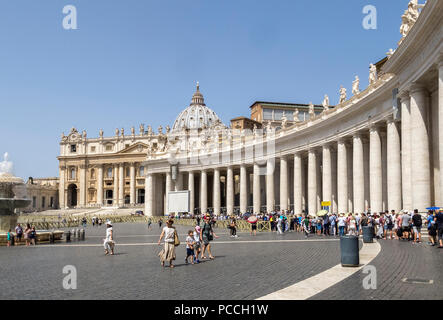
[412,209,423,243]
[385,210,395,240]
[427,211,437,246]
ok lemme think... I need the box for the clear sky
[0,0,410,179]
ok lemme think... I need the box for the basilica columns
[59,166,66,209]
[293,153,302,215]
[213,168,221,216]
[240,165,247,214]
[129,163,135,205]
[227,167,234,215]
[253,163,261,214]
[97,164,104,206]
[370,126,383,213]
[145,173,154,216]
[165,172,172,214]
[387,119,402,212]
[337,140,348,213]
[118,163,124,206]
[322,145,332,210]
[410,84,431,211]
[113,164,118,206]
[200,170,208,214]
[353,134,365,213]
[400,91,412,210]
[188,171,195,215]
[266,159,275,212]
[280,156,289,211]
[438,61,443,206]
[79,164,86,207]
[308,150,317,215]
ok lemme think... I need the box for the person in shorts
[401,211,411,240]
[412,209,423,243]
[185,230,195,265]
[15,223,23,245]
[193,226,201,263]
[251,216,257,236]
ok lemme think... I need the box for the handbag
[174,230,180,247]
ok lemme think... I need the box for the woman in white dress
[104,221,115,255]
[157,219,177,268]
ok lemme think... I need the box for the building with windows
[23,177,59,212]
[58,0,442,216]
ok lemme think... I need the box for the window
[126,167,130,177]
[32,196,36,208]
[50,197,54,208]
[42,197,45,208]
[139,166,145,177]
[70,168,76,180]
[90,146,96,152]
[70,145,77,153]
[298,111,308,122]
[105,145,113,151]
[90,169,95,179]
[107,167,113,178]
[125,144,130,148]
[263,108,273,121]
[274,109,284,121]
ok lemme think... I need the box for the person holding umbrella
[248,214,258,236]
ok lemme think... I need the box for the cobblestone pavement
[310,238,443,300]
[0,223,342,300]
[1,223,441,300]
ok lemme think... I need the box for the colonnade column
[253,163,261,214]
[280,156,289,211]
[59,165,66,209]
[97,164,104,206]
[370,126,383,213]
[165,172,172,214]
[227,167,234,215]
[400,91,412,210]
[240,165,247,214]
[79,164,86,207]
[293,153,302,215]
[266,159,275,212]
[438,61,443,206]
[118,163,124,207]
[387,119,402,212]
[145,173,154,216]
[322,145,332,211]
[308,150,317,215]
[129,163,135,205]
[337,140,348,213]
[410,84,431,211]
[353,134,365,213]
[188,171,195,215]
[200,170,208,214]
[213,168,221,216]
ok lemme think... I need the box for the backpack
[361,217,368,226]
[413,214,422,227]
[387,215,393,227]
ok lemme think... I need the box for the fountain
[0,153,31,233]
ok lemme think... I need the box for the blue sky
[0,0,409,179]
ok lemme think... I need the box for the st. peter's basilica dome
[172,83,225,132]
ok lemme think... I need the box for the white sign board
[167,191,190,213]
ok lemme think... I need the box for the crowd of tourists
[6,223,37,247]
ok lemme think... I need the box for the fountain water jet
[0,153,31,232]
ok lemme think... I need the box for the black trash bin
[363,226,373,243]
[340,235,359,267]
[65,230,71,242]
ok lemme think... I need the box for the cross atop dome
[191,81,205,106]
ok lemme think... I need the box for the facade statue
[400,1,424,39]
[339,86,347,104]
[294,109,300,122]
[352,76,360,96]
[322,95,329,111]
[82,130,87,139]
[158,125,163,135]
[147,126,153,136]
[308,102,315,117]
[166,125,171,134]
[131,127,135,135]
[369,64,378,85]
[386,48,395,58]
[121,128,124,136]
[115,128,119,136]
[61,132,65,140]
[281,112,287,129]
[99,129,104,138]
[139,124,144,135]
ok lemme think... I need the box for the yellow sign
[321,201,331,207]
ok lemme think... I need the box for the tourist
[355,213,361,235]
[360,213,368,235]
[7,229,13,247]
[401,211,411,240]
[193,226,201,263]
[435,209,443,248]
[103,221,115,255]
[427,211,437,246]
[185,230,195,265]
[338,214,346,237]
[98,218,103,226]
[24,223,31,246]
[251,215,258,236]
[29,226,36,246]
[147,218,152,229]
[302,215,310,238]
[385,211,395,240]
[348,215,357,236]
[15,223,23,245]
[277,215,283,235]
[196,215,201,226]
[412,209,423,243]
[158,218,163,229]
[330,214,337,236]
[393,213,400,239]
[200,215,219,260]
[229,217,238,238]
[316,217,322,236]
[323,214,330,236]
[81,217,87,228]
[157,219,177,268]
[376,213,384,239]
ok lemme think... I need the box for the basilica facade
[58,0,442,217]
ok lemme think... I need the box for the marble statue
[139,124,144,135]
[158,125,163,135]
[369,64,378,85]
[82,130,87,139]
[400,1,424,39]
[386,48,395,58]
[115,128,119,136]
[322,95,329,111]
[131,127,135,135]
[294,109,300,122]
[121,128,124,136]
[166,125,171,134]
[147,126,153,136]
[309,102,315,117]
[352,76,360,96]
[281,112,287,129]
[339,86,347,104]
[61,132,65,140]
[99,129,104,138]
[0,152,13,174]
